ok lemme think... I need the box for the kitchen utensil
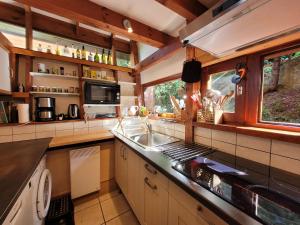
[68,104,80,119]
[128,106,139,116]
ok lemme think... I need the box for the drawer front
[169,181,228,225]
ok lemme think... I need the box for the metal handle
[144,163,157,175]
[144,177,157,190]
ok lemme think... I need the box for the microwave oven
[84,82,120,105]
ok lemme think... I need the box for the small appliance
[68,104,80,119]
[84,81,120,105]
[35,97,55,121]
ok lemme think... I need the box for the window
[0,21,26,48]
[261,49,300,125]
[144,79,185,114]
[116,51,131,67]
[208,70,236,113]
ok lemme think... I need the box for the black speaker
[181,59,202,83]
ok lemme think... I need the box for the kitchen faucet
[145,121,152,134]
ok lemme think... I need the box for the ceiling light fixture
[123,19,133,33]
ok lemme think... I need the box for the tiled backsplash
[194,127,300,175]
[149,119,185,140]
[0,119,118,143]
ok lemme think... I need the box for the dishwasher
[69,146,100,199]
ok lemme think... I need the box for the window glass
[144,79,186,113]
[208,70,236,113]
[116,51,131,67]
[261,49,300,125]
[0,21,26,48]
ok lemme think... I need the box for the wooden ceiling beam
[15,0,175,48]
[155,0,207,22]
[135,38,182,73]
[0,2,130,53]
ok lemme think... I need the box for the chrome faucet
[145,122,152,134]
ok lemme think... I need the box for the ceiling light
[123,19,133,33]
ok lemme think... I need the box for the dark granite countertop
[0,138,52,224]
[113,131,300,225]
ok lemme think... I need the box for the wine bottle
[94,49,100,63]
[76,48,81,59]
[71,44,75,58]
[81,46,86,60]
[101,49,106,64]
[107,50,112,65]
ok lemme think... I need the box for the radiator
[69,146,100,199]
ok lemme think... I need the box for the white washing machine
[31,156,52,225]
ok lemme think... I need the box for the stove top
[171,150,300,225]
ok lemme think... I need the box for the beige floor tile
[106,211,140,225]
[99,190,121,202]
[75,204,105,225]
[101,194,130,221]
[74,193,100,212]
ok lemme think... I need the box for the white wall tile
[271,140,300,160]
[55,129,73,137]
[237,134,271,152]
[73,121,89,129]
[13,125,35,134]
[0,135,12,143]
[55,122,74,131]
[0,127,13,136]
[212,140,236,155]
[160,121,175,130]
[35,124,56,132]
[236,146,270,165]
[174,123,185,132]
[194,127,212,139]
[195,135,211,147]
[212,130,236,144]
[102,119,117,129]
[174,131,185,140]
[164,128,175,137]
[13,133,36,142]
[88,120,103,128]
[271,154,300,175]
[36,131,56,138]
[74,128,89,135]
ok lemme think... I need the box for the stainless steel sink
[130,132,180,147]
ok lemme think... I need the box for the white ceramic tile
[194,127,212,139]
[174,131,185,140]
[35,124,56,132]
[174,123,185,132]
[0,127,13,136]
[271,154,300,175]
[271,140,300,160]
[212,130,236,144]
[89,127,104,133]
[0,135,12,143]
[74,121,89,129]
[13,133,36,142]
[195,135,211,147]
[36,131,56,138]
[88,120,103,128]
[160,121,175,130]
[12,125,35,134]
[236,146,270,165]
[212,140,236,155]
[237,134,271,152]
[55,129,74,137]
[103,119,117,126]
[55,122,74,131]
[164,128,175,137]
[74,128,89,135]
[152,125,160,132]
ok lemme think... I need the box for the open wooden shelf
[11,92,30,98]
[30,91,80,96]
[30,72,79,80]
[11,47,133,73]
[118,81,137,85]
[81,77,116,83]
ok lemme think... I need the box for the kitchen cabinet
[114,139,128,196]
[0,46,11,94]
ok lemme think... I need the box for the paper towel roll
[17,104,30,123]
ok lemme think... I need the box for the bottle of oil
[76,47,81,59]
[94,49,100,63]
[81,46,86,60]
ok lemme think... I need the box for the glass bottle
[63,45,70,57]
[71,44,75,58]
[55,43,60,55]
[76,48,81,59]
[46,45,52,54]
[37,43,43,52]
[94,49,100,63]
[102,49,107,64]
[108,50,113,65]
[88,52,93,61]
[81,46,86,60]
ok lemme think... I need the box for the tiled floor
[74,190,140,225]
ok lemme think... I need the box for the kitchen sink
[130,132,180,148]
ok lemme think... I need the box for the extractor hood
[179,0,300,57]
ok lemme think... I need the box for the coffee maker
[35,97,56,121]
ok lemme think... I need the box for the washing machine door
[37,169,52,219]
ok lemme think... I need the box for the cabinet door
[120,145,128,196]
[143,176,168,225]
[0,46,11,93]
[114,140,122,186]
[127,149,143,223]
[168,195,209,225]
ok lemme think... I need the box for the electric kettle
[68,104,79,119]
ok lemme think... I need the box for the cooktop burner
[172,150,300,225]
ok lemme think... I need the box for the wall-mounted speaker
[181,59,202,83]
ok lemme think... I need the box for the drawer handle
[144,177,157,190]
[144,163,157,175]
[197,205,203,212]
